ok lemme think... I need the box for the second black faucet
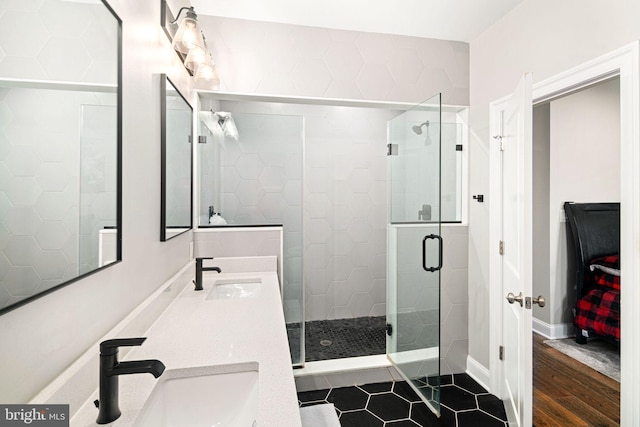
[194,257,222,290]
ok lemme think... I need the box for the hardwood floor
[533,333,620,426]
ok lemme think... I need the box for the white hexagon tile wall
[0,1,117,83]
[198,16,469,106]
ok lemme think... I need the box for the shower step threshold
[294,354,392,377]
[293,355,401,392]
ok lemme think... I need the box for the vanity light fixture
[194,52,221,88]
[161,0,220,88]
[170,6,204,54]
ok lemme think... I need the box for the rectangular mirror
[161,75,193,241]
[0,0,122,314]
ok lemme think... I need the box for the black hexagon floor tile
[297,374,507,427]
[454,373,487,394]
[367,392,411,421]
[327,386,369,411]
[299,401,326,408]
[457,409,507,427]
[477,393,508,421]
[359,381,393,393]
[339,409,384,427]
[386,420,421,426]
[440,384,478,411]
[393,381,424,402]
[426,373,453,387]
[297,388,330,403]
[411,401,456,426]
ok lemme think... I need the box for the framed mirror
[160,75,193,241]
[0,0,122,314]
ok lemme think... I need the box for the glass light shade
[194,54,220,89]
[184,45,206,72]
[172,14,205,54]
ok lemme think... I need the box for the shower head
[412,121,430,135]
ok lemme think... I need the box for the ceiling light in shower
[215,112,239,141]
[199,111,223,138]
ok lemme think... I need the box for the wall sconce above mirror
[161,75,193,241]
[160,0,220,89]
[0,0,122,315]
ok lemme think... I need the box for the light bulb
[184,45,206,72]
[172,13,205,54]
[194,54,220,89]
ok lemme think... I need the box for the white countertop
[71,257,302,427]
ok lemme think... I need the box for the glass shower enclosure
[198,110,305,366]
[387,93,443,415]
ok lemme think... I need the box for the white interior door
[499,73,533,426]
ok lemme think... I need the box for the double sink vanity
[69,256,301,426]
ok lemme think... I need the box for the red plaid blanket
[574,287,620,341]
[589,254,621,290]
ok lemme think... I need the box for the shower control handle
[422,234,443,272]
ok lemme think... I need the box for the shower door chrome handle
[422,234,443,272]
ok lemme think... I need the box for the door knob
[506,292,523,307]
[532,295,546,307]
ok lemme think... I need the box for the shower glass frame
[387,93,443,416]
[196,107,306,367]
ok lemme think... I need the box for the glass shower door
[387,93,442,415]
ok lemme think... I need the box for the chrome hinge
[493,135,504,151]
[387,143,398,156]
[499,240,504,255]
[499,345,505,361]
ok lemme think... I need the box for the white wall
[548,79,620,325]
[532,104,550,324]
[0,0,194,402]
[199,16,469,106]
[468,0,639,369]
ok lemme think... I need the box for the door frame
[488,41,640,426]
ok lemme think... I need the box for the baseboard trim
[532,318,574,339]
[466,356,490,393]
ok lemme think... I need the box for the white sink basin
[134,362,259,427]
[206,278,262,300]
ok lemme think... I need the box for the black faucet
[194,257,222,291]
[95,337,165,424]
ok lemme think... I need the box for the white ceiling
[190,0,526,42]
